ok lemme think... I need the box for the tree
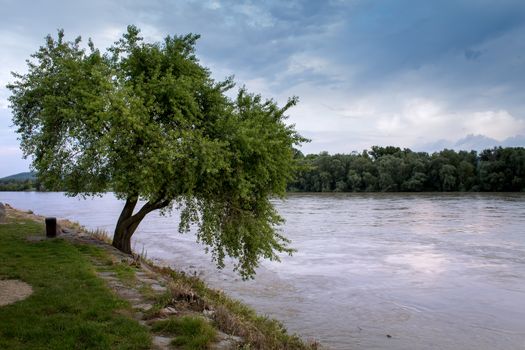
[377,155,404,191]
[368,145,402,160]
[7,26,306,278]
[439,164,457,191]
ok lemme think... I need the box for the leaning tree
[8,25,305,278]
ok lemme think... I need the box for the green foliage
[7,25,305,278]
[0,218,151,349]
[288,146,525,192]
[151,316,216,350]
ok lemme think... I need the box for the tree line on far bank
[3,146,524,193]
[288,146,525,192]
[0,179,41,191]
[0,172,40,191]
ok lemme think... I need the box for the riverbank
[0,204,320,350]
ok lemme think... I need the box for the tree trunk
[112,195,170,254]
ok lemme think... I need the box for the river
[1,192,524,350]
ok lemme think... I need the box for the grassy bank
[0,214,151,349]
[0,207,320,349]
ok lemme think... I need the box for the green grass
[0,218,151,349]
[110,263,138,284]
[74,243,114,266]
[152,316,217,350]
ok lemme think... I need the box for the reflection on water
[1,192,525,350]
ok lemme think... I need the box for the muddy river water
[1,192,524,349]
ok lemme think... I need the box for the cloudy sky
[1,0,525,177]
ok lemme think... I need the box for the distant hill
[418,134,525,153]
[0,172,36,182]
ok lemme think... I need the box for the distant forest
[288,146,525,192]
[0,179,40,191]
[2,147,524,192]
[0,172,40,191]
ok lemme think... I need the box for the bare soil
[0,279,33,306]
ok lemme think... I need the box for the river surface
[1,192,524,350]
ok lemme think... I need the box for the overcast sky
[1,0,525,177]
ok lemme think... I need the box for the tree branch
[121,197,170,228]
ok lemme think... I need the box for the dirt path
[0,280,33,307]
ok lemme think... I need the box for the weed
[85,228,112,244]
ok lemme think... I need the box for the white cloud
[235,3,276,28]
[286,53,330,75]
[376,98,445,136]
[402,98,443,124]
[466,110,525,140]
[243,77,274,96]
[97,26,123,46]
[286,81,525,152]
[373,97,525,146]
[376,115,402,134]
[203,0,221,10]
[136,23,165,42]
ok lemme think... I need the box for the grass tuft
[152,316,216,350]
[84,227,112,244]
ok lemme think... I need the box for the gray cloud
[465,48,483,61]
[1,0,525,176]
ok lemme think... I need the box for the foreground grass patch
[152,316,217,350]
[0,218,151,349]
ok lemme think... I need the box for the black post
[45,217,57,238]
